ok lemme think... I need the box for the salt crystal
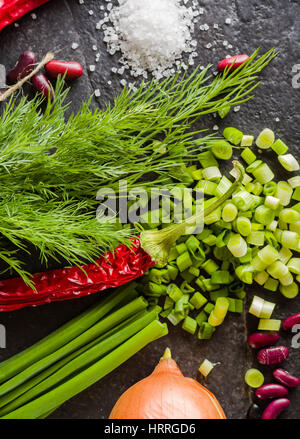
[71,42,79,50]
[205,43,212,49]
[234,106,241,112]
[101,0,198,79]
[213,23,219,29]
[88,10,94,15]
[92,45,97,51]
[213,125,219,131]
[225,18,232,25]
[89,65,96,72]
[78,0,84,4]
[14,23,19,28]
[94,89,101,97]
[31,13,37,20]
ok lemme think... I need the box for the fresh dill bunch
[0,48,275,284]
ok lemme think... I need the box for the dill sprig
[0,48,275,284]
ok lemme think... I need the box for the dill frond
[0,49,275,283]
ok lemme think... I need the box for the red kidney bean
[32,73,53,100]
[255,384,288,400]
[217,54,249,72]
[273,369,300,388]
[283,313,300,331]
[247,403,262,419]
[45,60,83,80]
[247,332,279,349]
[7,51,37,84]
[257,346,289,365]
[261,398,290,419]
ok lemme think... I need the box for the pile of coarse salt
[101,0,200,79]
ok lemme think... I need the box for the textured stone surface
[0,0,299,419]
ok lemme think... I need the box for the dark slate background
[0,0,299,419]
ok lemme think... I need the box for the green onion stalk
[140,161,245,264]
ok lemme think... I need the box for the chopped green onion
[167,310,185,326]
[278,247,293,264]
[264,196,280,210]
[252,181,264,196]
[235,265,253,284]
[198,151,218,168]
[279,282,299,299]
[202,259,219,275]
[167,264,179,281]
[254,205,275,225]
[247,231,265,246]
[232,191,255,211]
[281,230,300,251]
[215,176,232,197]
[208,297,229,326]
[275,181,293,206]
[271,139,288,155]
[267,261,289,279]
[290,221,300,234]
[263,181,277,196]
[279,208,300,224]
[148,282,167,297]
[199,359,215,377]
[246,160,263,174]
[258,319,281,331]
[210,140,233,160]
[241,136,254,148]
[288,176,300,189]
[257,245,279,265]
[182,316,197,335]
[204,303,214,314]
[163,296,174,310]
[196,180,218,195]
[198,322,216,340]
[278,154,300,172]
[287,258,300,275]
[196,311,208,326]
[180,280,195,294]
[252,163,275,184]
[223,127,243,145]
[166,284,183,302]
[236,216,252,236]
[209,288,229,302]
[202,166,222,181]
[176,242,188,255]
[256,128,275,149]
[251,255,268,271]
[227,233,248,258]
[176,251,193,272]
[254,271,269,286]
[266,220,278,232]
[249,296,264,318]
[222,203,238,223]
[211,271,231,284]
[279,271,294,287]
[190,292,208,310]
[264,277,279,292]
[245,368,264,388]
[260,300,276,319]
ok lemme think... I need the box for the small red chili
[217,54,250,72]
[0,0,50,32]
[45,60,83,81]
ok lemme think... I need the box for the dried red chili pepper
[0,239,154,311]
[0,0,50,31]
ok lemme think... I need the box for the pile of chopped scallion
[137,127,300,340]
